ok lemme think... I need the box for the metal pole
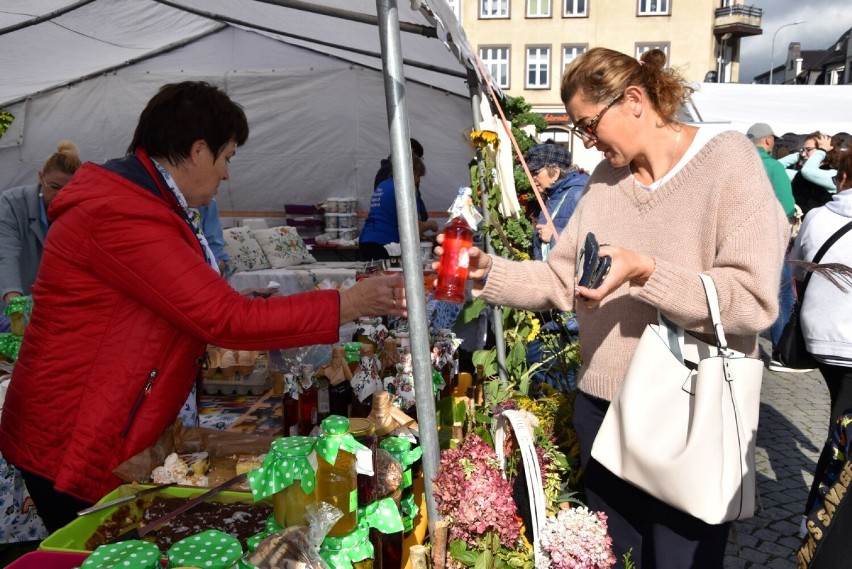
[770,21,805,85]
[375,0,441,534]
[466,78,510,387]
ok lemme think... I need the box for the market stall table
[227,261,359,295]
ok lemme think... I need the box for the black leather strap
[800,219,852,297]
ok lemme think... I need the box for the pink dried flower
[539,506,616,569]
[432,434,521,548]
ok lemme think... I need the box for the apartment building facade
[448,0,761,141]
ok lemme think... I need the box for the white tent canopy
[0,0,484,215]
[685,82,852,137]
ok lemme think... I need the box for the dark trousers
[19,468,93,534]
[358,241,390,261]
[805,363,852,514]
[574,392,731,569]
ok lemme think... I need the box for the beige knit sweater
[479,130,789,401]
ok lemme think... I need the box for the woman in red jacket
[0,81,406,532]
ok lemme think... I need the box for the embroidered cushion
[253,226,316,268]
[222,227,271,272]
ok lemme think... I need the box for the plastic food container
[5,551,89,569]
[40,485,258,555]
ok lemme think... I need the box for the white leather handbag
[591,274,763,525]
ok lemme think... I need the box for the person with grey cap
[525,142,589,261]
[747,123,808,373]
[747,123,796,220]
[524,142,589,393]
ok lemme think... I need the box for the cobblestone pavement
[723,339,829,568]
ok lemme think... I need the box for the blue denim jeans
[769,259,795,355]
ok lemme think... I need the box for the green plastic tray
[40,484,258,554]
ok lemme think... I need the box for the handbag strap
[658,274,726,361]
[799,219,852,297]
[698,273,728,351]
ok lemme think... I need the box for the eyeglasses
[569,92,625,143]
[801,146,817,153]
[832,175,838,185]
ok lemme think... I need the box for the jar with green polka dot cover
[379,437,422,533]
[82,540,161,569]
[319,523,373,569]
[247,436,318,527]
[316,415,369,537]
[166,529,242,569]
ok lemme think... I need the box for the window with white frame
[446,0,462,19]
[526,46,550,88]
[562,44,587,72]
[527,0,551,17]
[479,46,511,88]
[637,0,669,15]
[481,0,509,18]
[635,42,669,60]
[563,0,587,17]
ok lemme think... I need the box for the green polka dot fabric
[166,529,243,569]
[378,437,422,468]
[316,415,368,467]
[247,436,317,501]
[319,523,373,569]
[82,540,161,568]
[357,497,404,534]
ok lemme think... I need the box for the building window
[635,42,669,60]
[480,46,511,88]
[481,0,509,18]
[527,0,551,17]
[637,0,669,15]
[563,0,587,17]
[562,44,587,72]
[526,46,551,89]
[446,0,462,19]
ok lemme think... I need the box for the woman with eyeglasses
[436,47,788,567]
[789,151,852,532]
[780,132,839,216]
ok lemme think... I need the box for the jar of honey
[348,418,377,507]
[316,416,367,536]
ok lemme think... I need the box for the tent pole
[376,0,441,535]
[469,85,509,386]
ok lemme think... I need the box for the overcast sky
[738,1,852,83]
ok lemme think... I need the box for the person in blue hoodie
[525,143,589,392]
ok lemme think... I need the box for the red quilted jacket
[0,154,340,503]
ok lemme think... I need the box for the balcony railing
[714,4,762,37]
[715,5,762,19]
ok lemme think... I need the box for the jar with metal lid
[316,416,368,536]
[348,417,377,507]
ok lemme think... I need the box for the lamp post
[770,21,805,84]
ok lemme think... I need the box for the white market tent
[0,0,486,216]
[685,82,852,137]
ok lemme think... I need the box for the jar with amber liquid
[316,416,367,536]
[266,437,317,527]
[348,417,377,507]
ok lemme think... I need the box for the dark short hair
[410,138,424,158]
[128,81,249,163]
